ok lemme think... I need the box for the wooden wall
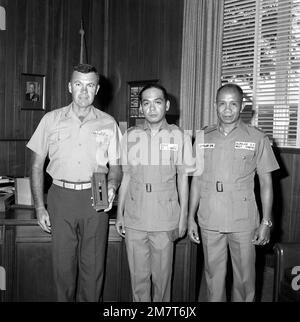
[0,0,106,176]
[1,0,300,243]
[106,0,184,121]
[0,0,183,175]
[272,149,300,243]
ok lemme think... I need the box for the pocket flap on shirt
[158,189,177,202]
[48,129,70,144]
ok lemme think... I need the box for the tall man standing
[27,64,122,302]
[116,84,193,301]
[188,83,279,302]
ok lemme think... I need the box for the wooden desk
[0,208,198,302]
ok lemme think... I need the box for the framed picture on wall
[127,79,158,127]
[21,73,46,110]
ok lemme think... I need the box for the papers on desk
[0,192,14,211]
[0,176,14,184]
[0,186,14,194]
[0,176,15,211]
[0,178,10,183]
[0,176,14,191]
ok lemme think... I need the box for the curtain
[179,0,224,133]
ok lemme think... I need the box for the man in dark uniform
[116,84,193,301]
[188,83,279,302]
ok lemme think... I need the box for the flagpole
[79,19,84,63]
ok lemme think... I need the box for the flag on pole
[79,19,85,63]
[0,6,6,30]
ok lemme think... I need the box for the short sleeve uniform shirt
[26,104,122,182]
[194,120,279,232]
[121,119,193,231]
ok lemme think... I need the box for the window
[221,0,300,147]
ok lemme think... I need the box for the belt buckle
[216,181,223,192]
[146,183,152,192]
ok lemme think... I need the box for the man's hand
[188,218,200,244]
[36,208,51,233]
[252,224,270,245]
[115,213,125,238]
[255,172,273,246]
[104,187,116,212]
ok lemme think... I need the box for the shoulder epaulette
[169,124,183,132]
[247,124,266,134]
[202,124,217,134]
[126,126,140,134]
[169,123,178,130]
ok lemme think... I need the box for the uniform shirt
[27,103,122,182]
[121,119,193,231]
[194,120,279,233]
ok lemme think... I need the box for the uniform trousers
[47,184,109,302]
[125,228,174,302]
[200,228,256,302]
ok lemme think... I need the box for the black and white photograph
[1,0,300,315]
[21,73,45,110]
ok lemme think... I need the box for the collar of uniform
[61,103,73,120]
[238,119,251,135]
[217,119,248,135]
[82,105,98,121]
[62,103,98,121]
[141,118,171,133]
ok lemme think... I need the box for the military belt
[53,179,91,190]
[131,181,176,193]
[200,180,253,192]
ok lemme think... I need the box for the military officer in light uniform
[27,64,122,302]
[188,83,279,302]
[116,84,193,302]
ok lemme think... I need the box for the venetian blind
[221,0,300,147]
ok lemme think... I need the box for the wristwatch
[261,219,272,228]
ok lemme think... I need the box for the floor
[197,266,274,302]
[258,266,274,302]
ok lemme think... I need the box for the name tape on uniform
[198,143,215,149]
[235,141,256,151]
[160,143,178,151]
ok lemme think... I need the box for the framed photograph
[127,79,158,127]
[21,73,46,110]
